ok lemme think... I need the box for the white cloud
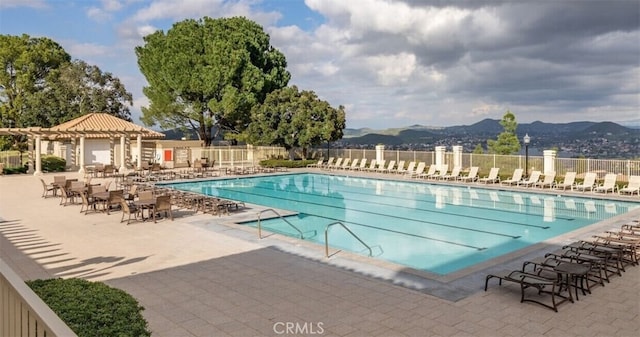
[366,53,417,86]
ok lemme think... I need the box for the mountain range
[340,119,640,147]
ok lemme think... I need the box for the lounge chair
[478,167,500,184]
[501,168,524,185]
[320,157,335,169]
[364,159,377,172]
[369,159,385,172]
[594,173,618,194]
[397,161,414,175]
[459,166,479,182]
[518,170,541,187]
[407,162,425,178]
[619,175,640,196]
[337,158,351,170]
[354,158,368,171]
[440,166,461,180]
[40,178,57,198]
[554,172,576,190]
[417,164,437,179]
[534,171,556,189]
[431,164,449,180]
[306,159,324,168]
[379,160,395,173]
[346,158,359,170]
[393,160,406,174]
[574,172,597,192]
[327,158,343,170]
[484,269,570,312]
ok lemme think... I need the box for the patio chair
[306,159,324,168]
[478,167,500,184]
[40,178,56,198]
[364,159,377,172]
[554,172,576,190]
[484,269,570,312]
[459,166,479,182]
[369,159,385,172]
[327,157,343,170]
[105,190,124,215]
[120,200,141,225]
[619,175,640,196]
[153,195,173,222]
[337,158,351,170]
[594,173,618,194]
[534,171,556,189]
[518,170,541,187]
[320,157,335,169]
[58,185,79,206]
[501,168,524,185]
[80,192,100,215]
[574,172,597,192]
[431,164,449,180]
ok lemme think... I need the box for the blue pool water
[164,173,639,275]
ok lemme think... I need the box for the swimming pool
[164,173,639,275]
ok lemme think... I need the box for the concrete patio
[1,171,639,336]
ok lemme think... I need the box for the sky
[1,0,639,129]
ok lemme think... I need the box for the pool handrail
[257,209,304,239]
[325,221,373,258]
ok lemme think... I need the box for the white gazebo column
[543,150,557,175]
[435,146,446,170]
[109,137,115,165]
[452,145,463,168]
[375,144,385,163]
[119,135,126,173]
[33,135,42,176]
[136,134,142,170]
[27,136,34,174]
[78,136,86,174]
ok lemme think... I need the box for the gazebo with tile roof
[0,113,164,175]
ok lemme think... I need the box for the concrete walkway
[1,172,639,336]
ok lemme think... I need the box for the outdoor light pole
[523,133,531,178]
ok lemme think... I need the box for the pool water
[164,173,639,275]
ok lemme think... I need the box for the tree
[487,110,521,155]
[136,16,290,146]
[472,144,484,154]
[0,34,71,129]
[36,60,133,124]
[239,86,345,158]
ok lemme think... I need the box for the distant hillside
[340,120,640,146]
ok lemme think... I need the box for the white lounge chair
[327,157,343,170]
[345,158,359,170]
[418,164,437,179]
[535,171,556,189]
[441,166,462,180]
[478,168,500,184]
[393,160,406,174]
[364,159,377,172]
[518,171,541,187]
[354,158,368,171]
[459,166,479,182]
[320,157,335,169]
[501,168,524,185]
[306,159,324,168]
[432,164,449,180]
[573,172,597,192]
[380,160,395,173]
[408,162,426,178]
[397,161,415,175]
[370,159,386,172]
[337,158,351,170]
[594,173,618,194]
[619,175,640,196]
[553,172,576,190]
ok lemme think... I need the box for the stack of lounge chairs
[485,221,639,312]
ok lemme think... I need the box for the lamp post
[523,133,531,178]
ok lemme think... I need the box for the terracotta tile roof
[0,113,166,139]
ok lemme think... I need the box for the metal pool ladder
[325,222,372,258]
[256,209,304,239]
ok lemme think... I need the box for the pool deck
[1,170,639,336]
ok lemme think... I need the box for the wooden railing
[0,259,76,337]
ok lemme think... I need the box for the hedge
[26,278,151,337]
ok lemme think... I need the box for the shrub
[1,165,28,174]
[42,155,66,172]
[26,278,151,337]
[259,159,316,168]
